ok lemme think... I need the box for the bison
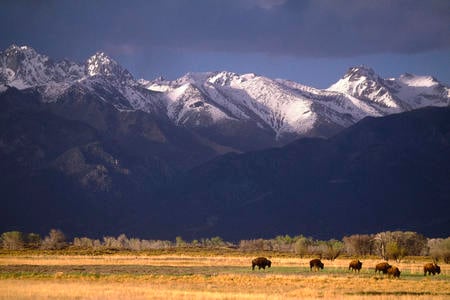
[310,258,324,271]
[387,266,401,278]
[349,260,363,272]
[375,262,391,274]
[424,263,441,276]
[252,257,271,270]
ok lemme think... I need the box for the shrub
[41,229,67,250]
[343,234,374,256]
[429,237,450,263]
[1,231,25,250]
[175,236,186,247]
[26,233,41,249]
[73,237,101,249]
[386,241,407,262]
[294,237,312,257]
[200,236,226,248]
[239,239,273,251]
[373,231,428,260]
[322,239,344,261]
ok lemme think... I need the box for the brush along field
[0,254,449,299]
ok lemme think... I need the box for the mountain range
[2,45,448,151]
[1,45,449,239]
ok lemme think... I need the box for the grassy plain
[0,252,448,299]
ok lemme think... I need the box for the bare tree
[373,232,389,260]
[373,231,428,261]
[1,231,25,250]
[41,229,67,250]
[343,234,374,256]
[429,237,450,263]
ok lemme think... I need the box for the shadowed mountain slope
[157,107,450,240]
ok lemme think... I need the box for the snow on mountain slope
[275,79,382,125]
[86,52,135,86]
[217,73,316,136]
[386,73,450,109]
[166,82,233,125]
[0,45,165,113]
[144,72,318,137]
[144,71,388,138]
[328,66,404,113]
[148,67,448,139]
[1,45,449,143]
[0,45,84,91]
[328,66,449,114]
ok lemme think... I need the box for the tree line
[1,229,449,263]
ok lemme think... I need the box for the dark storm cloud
[0,0,449,59]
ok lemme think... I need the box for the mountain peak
[86,52,118,76]
[344,66,378,81]
[0,44,54,89]
[89,51,109,61]
[207,71,240,85]
[85,51,134,84]
[328,65,380,89]
[4,44,36,54]
[2,44,43,63]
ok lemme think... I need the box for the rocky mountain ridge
[2,45,448,151]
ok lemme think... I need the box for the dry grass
[0,254,448,299]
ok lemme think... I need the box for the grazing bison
[424,263,441,276]
[349,260,363,272]
[252,257,271,270]
[375,262,391,274]
[310,259,324,271]
[387,266,401,278]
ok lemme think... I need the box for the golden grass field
[0,253,448,299]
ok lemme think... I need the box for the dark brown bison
[375,262,391,274]
[424,263,441,276]
[349,260,363,272]
[387,266,401,278]
[252,257,271,270]
[310,258,324,271]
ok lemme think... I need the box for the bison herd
[251,257,442,278]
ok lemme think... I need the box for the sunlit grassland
[0,253,448,299]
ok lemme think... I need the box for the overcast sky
[1,0,449,88]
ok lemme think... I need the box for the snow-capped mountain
[328,66,449,114]
[0,45,84,89]
[141,67,448,141]
[1,45,449,150]
[143,71,384,140]
[0,45,164,112]
[0,45,84,99]
[83,51,167,113]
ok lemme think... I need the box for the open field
[0,254,449,299]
